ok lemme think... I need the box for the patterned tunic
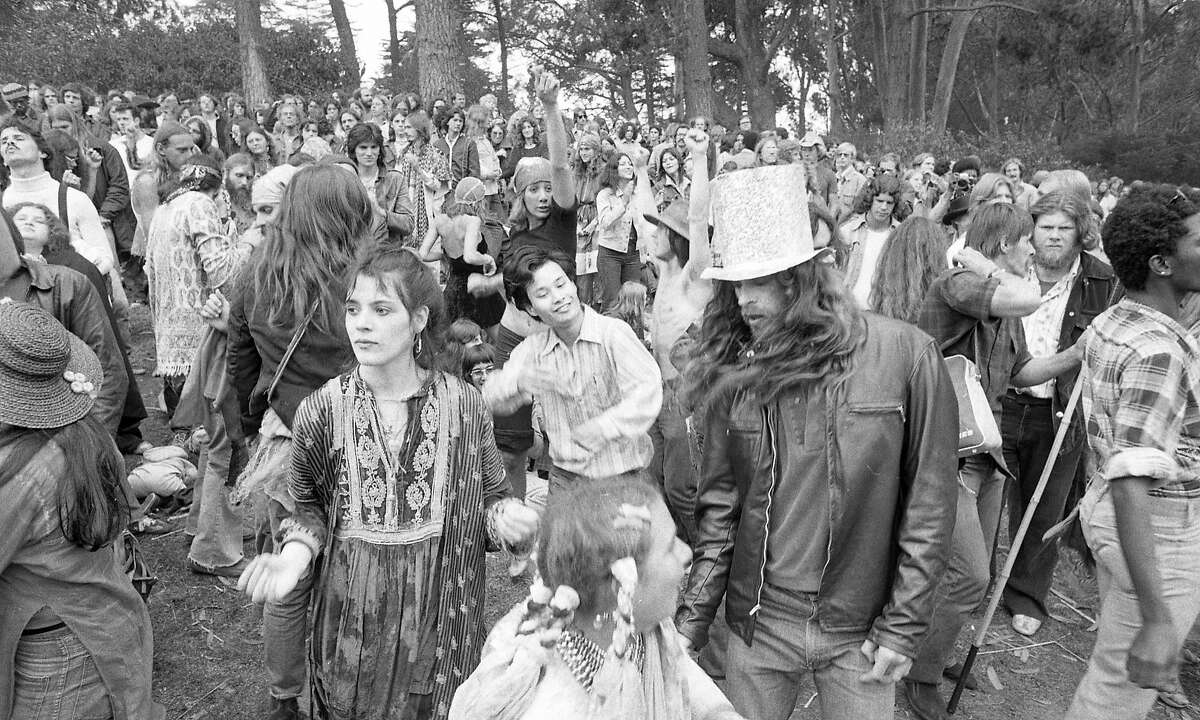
[283,370,511,720]
[396,145,451,246]
[144,190,248,376]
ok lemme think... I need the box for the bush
[1065,132,1200,185]
[833,122,1073,176]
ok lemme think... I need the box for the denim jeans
[12,625,113,720]
[186,407,245,569]
[1000,393,1084,619]
[649,378,697,543]
[597,244,641,313]
[499,448,527,501]
[1064,485,1200,720]
[725,583,894,720]
[909,453,1003,683]
[262,497,315,700]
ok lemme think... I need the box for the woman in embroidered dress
[449,476,742,720]
[239,246,540,720]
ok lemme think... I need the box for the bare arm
[460,216,488,266]
[533,66,576,209]
[1011,346,1083,387]
[954,247,1041,317]
[683,130,712,280]
[418,219,443,262]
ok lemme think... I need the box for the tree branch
[707,37,742,63]
[908,2,1035,18]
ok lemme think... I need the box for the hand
[954,246,997,277]
[62,169,82,188]
[684,129,709,156]
[516,363,566,396]
[531,65,560,106]
[198,290,230,332]
[404,152,419,167]
[480,253,497,276]
[238,548,309,603]
[494,501,540,547]
[859,640,912,684]
[81,148,103,169]
[1128,619,1179,690]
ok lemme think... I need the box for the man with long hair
[676,165,959,720]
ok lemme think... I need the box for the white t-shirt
[850,227,892,308]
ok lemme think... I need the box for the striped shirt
[484,306,662,479]
[1082,298,1200,498]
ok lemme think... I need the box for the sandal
[1158,681,1191,709]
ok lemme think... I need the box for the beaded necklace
[555,628,645,693]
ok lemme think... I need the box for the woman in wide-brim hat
[0,300,164,720]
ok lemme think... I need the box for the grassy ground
[124,304,1200,719]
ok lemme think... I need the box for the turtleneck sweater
[2,171,114,274]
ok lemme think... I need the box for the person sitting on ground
[450,476,744,720]
[0,301,163,720]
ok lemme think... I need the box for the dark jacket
[433,134,481,187]
[86,140,136,257]
[1050,251,1121,446]
[676,314,959,659]
[0,260,129,435]
[226,269,354,437]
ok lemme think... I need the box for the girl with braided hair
[450,476,742,720]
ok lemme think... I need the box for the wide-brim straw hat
[0,301,103,429]
[702,164,828,282]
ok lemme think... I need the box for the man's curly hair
[1103,184,1199,291]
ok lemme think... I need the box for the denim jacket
[676,314,959,659]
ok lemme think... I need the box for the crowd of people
[0,63,1197,720]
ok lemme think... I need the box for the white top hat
[702,165,825,282]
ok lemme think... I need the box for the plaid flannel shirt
[1082,298,1200,498]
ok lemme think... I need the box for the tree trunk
[619,69,637,119]
[929,0,977,134]
[384,0,402,91]
[643,63,658,124]
[1126,0,1145,132]
[234,0,271,107]
[734,0,774,129]
[677,0,714,119]
[868,0,911,130]
[415,0,464,100]
[493,0,511,115]
[328,0,361,88]
[825,0,845,136]
[906,0,928,125]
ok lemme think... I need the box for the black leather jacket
[1052,252,1121,447]
[676,314,959,659]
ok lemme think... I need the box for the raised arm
[683,129,712,280]
[533,66,576,209]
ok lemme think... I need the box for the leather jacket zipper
[751,404,777,616]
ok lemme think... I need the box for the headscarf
[513,156,552,196]
[252,164,299,207]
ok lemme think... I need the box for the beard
[226,184,252,212]
[1034,243,1080,271]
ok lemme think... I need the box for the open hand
[532,65,560,106]
[238,550,308,604]
[494,501,540,548]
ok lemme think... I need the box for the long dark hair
[251,164,374,335]
[686,261,864,409]
[868,216,949,324]
[0,415,130,551]
[347,246,447,370]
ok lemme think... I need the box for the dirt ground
[122,304,1200,719]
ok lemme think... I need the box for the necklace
[555,628,644,693]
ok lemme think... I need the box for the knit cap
[513,156,552,196]
[2,83,29,102]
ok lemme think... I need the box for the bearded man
[222,153,255,237]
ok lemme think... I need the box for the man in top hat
[675,163,959,720]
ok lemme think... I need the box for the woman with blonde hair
[968,172,1017,208]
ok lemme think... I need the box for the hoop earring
[413,332,423,357]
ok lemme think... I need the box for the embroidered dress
[283,370,511,720]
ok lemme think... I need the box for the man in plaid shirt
[1065,185,1200,720]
